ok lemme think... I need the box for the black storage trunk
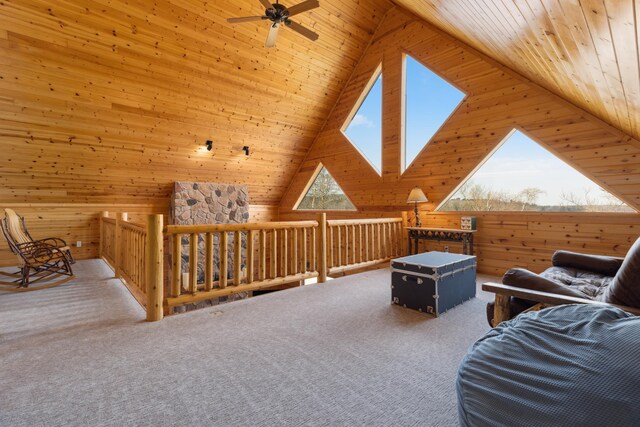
[391,251,476,316]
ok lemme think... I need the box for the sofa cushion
[603,237,640,308]
[540,267,613,299]
[552,250,623,277]
[503,268,588,298]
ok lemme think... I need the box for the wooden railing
[327,218,404,275]
[163,220,323,310]
[99,216,117,268]
[119,221,147,307]
[99,212,404,321]
[99,212,148,309]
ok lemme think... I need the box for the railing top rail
[164,220,319,235]
[102,217,116,224]
[327,218,402,226]
[121,221,147,233]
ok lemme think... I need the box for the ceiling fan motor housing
[265,3,290,23]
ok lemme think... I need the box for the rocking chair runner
[0,209,75,291]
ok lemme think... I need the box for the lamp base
[414,203,421,228]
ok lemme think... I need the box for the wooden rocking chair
[0,208,75,291]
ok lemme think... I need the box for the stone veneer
[170,182,250,308]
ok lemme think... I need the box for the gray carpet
[0,260,494,427]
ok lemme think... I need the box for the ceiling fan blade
[286,0,319,17]
[265,23,280,48]
[227,16,267,24]
[258,0,274,10]
[286,20,319,41]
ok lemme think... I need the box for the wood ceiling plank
[392,0,640,141]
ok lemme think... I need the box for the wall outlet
[444,245,449,252]
[76,241,82,248]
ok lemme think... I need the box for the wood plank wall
[420,212,640,276]
[279,7,640,275]
[0,0,391,267]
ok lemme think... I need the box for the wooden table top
[405,227,477,233]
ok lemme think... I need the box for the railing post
[99,211,109,259]
[115,212,128,278]
[318,213,327,283]
[146,214,164,322]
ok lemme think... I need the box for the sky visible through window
[404,56,465,171]
[439,130,632,212]
[343,73,382,173]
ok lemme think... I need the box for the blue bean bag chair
[457,304,640,427]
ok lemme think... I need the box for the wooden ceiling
[0,0,391,205]
[2,0,639,210]
[393,0,640,142]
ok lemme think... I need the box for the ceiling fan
[227,0,320,48]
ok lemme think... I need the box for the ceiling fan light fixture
[227,0,320,48]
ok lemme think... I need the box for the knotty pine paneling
[280,7,640,211]
[419,212,640,276]
[0,0,392,206]
[0,203,277,267]
[0,0,391,266]
[394,0,640,143]
[279,7,640,273]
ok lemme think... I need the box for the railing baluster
[351,225,356,264]
[301,227,307,273]
[345,225,350,266]
[311,227,317,272]
[318,213,327,283]
[365,224,370,262]
[259,230,266,281]
[282,229,288,277]
[189,233,198,294]
[247,230,255,284]
[234,231,242,286]
[337,225,342,267]
[220,232,228,288]
[205,232,213,291]
[377,224,382,260]
[358,224,363,263]
[328,225,334,268]
[270,229,277,279]
[292,227,298,275]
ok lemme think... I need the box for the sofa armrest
[483,282,640,317]
[552,250,623,276]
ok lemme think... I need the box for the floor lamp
[407,187,428,227]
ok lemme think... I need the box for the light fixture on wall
[205,140,213,151]
[242,146,250,156]
[407,187,428,227]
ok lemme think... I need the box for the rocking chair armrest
[37,237,69,248]
[482,282,640,316]
[15,241,60,264]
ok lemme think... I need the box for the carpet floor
[0,260,495,427]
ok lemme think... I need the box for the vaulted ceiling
[394,0,640,142]
[1,0,639,209]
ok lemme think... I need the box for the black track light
[205,140,213,151]
[242,146,250,156]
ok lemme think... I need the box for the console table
[406,227,476,256]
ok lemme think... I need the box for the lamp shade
[407,187,428,203]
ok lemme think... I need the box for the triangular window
[403,55,465,172]
[438,130,633,212]
[342,65,382,175]
[295,165,356,211]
